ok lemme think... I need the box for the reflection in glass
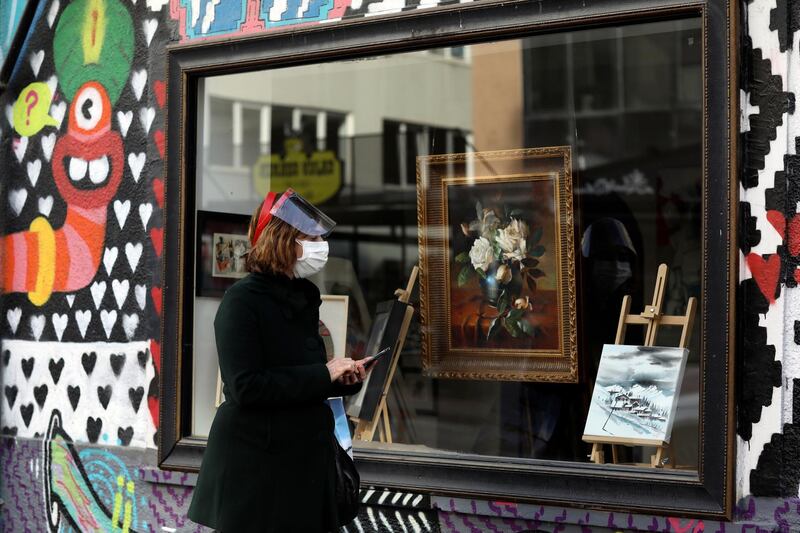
[192,18,702,469]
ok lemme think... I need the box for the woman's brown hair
[245,202,302,275]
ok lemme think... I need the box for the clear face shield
[269,189,336,238]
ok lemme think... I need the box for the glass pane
[193,17,702,471]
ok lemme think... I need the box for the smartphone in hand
[363,346,392,369]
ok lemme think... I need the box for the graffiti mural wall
[738,0,800,504]
[1,0,800,530]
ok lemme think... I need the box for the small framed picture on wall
[196,210,251,298]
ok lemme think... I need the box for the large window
[162,1,736,518]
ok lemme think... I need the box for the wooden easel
[352,266,418,443]
[585,264,696,468]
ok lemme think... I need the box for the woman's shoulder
[222,274,260,300]
[218,275,282,314]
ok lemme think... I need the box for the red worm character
[2,81,124,306]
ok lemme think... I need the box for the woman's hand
[343,359,369,385]
[326,357,366,383]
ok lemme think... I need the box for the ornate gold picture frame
[417,147,577,382]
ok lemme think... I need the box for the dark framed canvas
[195,210,251,298]
[417,147,578,383]
[346,299,411,421]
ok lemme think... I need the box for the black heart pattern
[87,417,103,443]
[20,403,33,427]
[110,353,126,377]
[67,386,81,411]
[4,385,18,409]
[2,427,17,436]
[21,357,34,379]
[2,349,9,367]
[49,358,65,384]
[118,426,134,446]
[97,386,112,409]
[81,352,97,375]
[129,387,144,413]
[34,384,48,409]
[137,349,149,369]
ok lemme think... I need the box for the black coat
[188,271,361,533]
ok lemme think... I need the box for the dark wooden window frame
[160,0,738,519]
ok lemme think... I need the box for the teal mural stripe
[0,0,31,67]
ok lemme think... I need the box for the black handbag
[332,435,360,526]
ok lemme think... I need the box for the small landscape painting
[583,344,689,445]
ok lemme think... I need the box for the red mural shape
[150,227,163,257]
[767,209,786,239]
[151,287,162,316]
[747,252,781,304]
[2,82,123,306]
[154,80,166,109]
[667,517,705,533]
[788,215,800,257]
[153,130,165,159]
[152,178,164,209]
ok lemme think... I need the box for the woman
[188,189,368,532]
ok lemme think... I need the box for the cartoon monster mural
[4,81,124,305]
[3,0,132,306]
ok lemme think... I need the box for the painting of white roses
[417,147,577,382]
[448,177,558,351]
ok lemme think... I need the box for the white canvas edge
[320,294,349,359]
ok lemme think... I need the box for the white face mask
[293,239,329,278]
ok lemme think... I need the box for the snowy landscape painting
[583,344,689,445]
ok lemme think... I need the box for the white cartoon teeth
[89,155,109,184]
[68,157,88,182]
[68,156,109,184]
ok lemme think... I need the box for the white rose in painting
[496,219,529,261]
[469,237,494,272]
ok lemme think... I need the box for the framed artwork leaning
[417,147,577,382]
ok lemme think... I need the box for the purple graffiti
[459,512,483,533]
[577,511,594,533]
[737,498,757,521]
[552,509,568,532]
[147,484,195,528]
[773,500,791,533]
[2,439,49,532]
[487,500,503,516]
[478,515,504,533]
[439,510,460,533]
